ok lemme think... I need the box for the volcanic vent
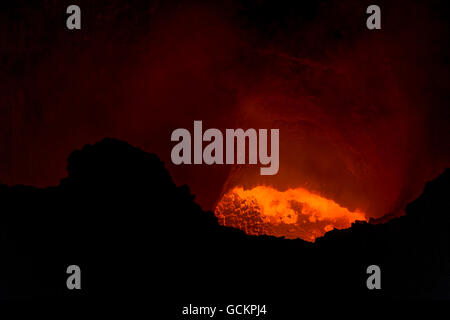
[215,185,367,242]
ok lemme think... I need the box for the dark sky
[0,0,449,218]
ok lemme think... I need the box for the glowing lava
[215,186,367,242]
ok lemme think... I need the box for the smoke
[1,1,449,220]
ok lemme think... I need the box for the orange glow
[215,186,367,242]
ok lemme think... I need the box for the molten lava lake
[215,186,367,242]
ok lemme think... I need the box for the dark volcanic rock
[0,138,449,305]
